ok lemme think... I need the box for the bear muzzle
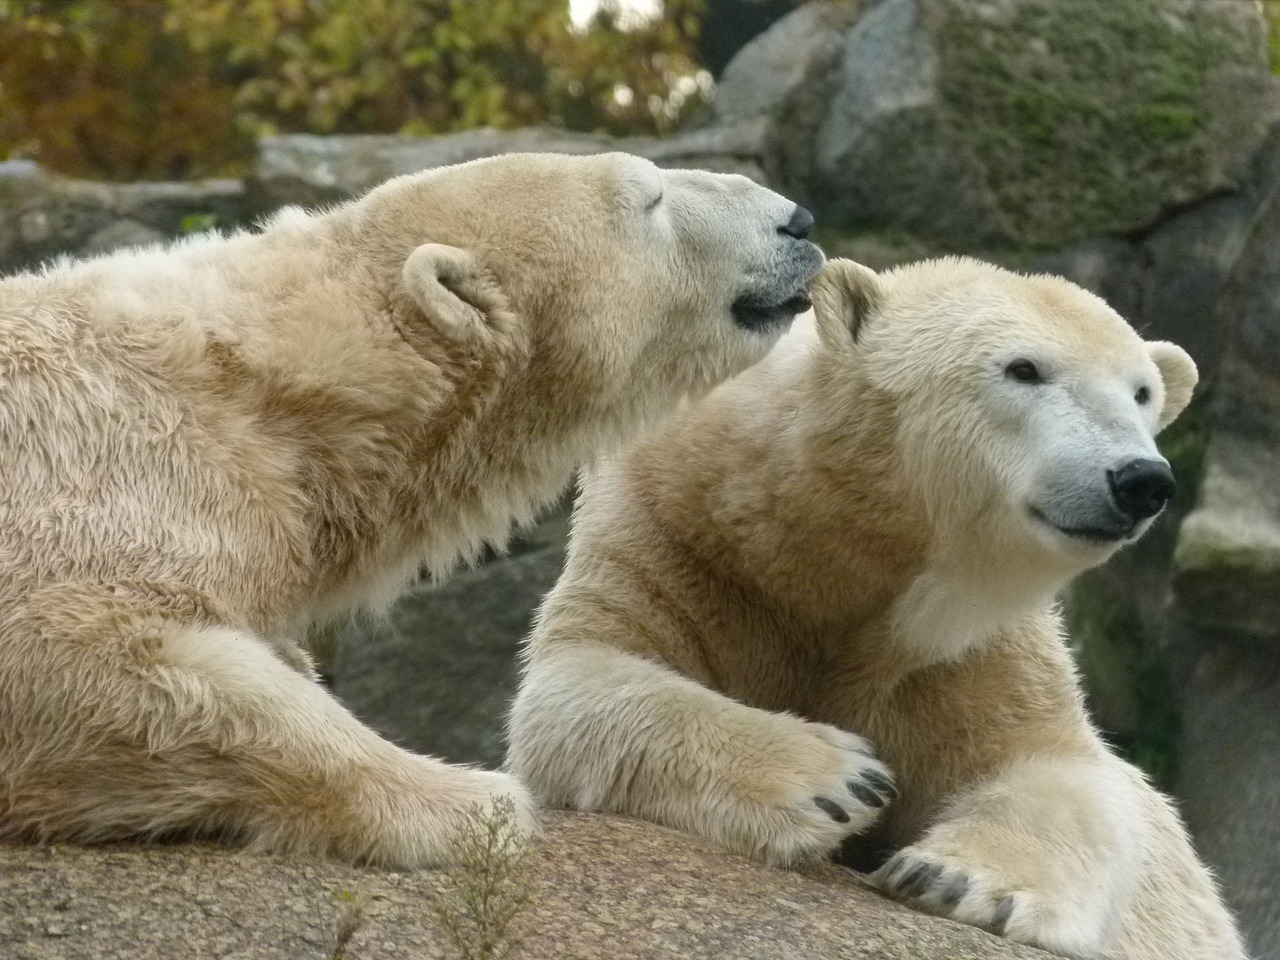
[732,206,824,332]
[1107,457,1176,523]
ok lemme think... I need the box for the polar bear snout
[778,205,815,240]
[1108,458,1175,523]
[731,208,824,332]
[1030,453,1175,547]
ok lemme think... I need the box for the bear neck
[755,356,1071,672]
[677,351,931,634]
[281,219,675,626]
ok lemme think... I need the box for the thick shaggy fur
[508,258,1244,959]
[0,152,822,867]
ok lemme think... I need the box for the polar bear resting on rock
[508,258,1245,959]
[0,152,823,868]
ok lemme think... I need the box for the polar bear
[508,257,1245,959]
[0,152,823,868]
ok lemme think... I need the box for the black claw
[848,781,887,809]
[878,856,909,888]
[891,860,932,896]
[938,874,969,907]
[814,796,850,823]
[904,862,943,898]
[860,770,899,801]
[992,896,1016,935]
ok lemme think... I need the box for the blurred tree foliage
[0,0,706,180]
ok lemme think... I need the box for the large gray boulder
[717,0,1277,248]
[1172,136,1280,639]
[1171,630,1280,960]
[0,812,1050,960]
[1033,119,1280,376]
[1166,156,1280,960]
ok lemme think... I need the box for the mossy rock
[935,0,1271,245]
[800,0,1275,249]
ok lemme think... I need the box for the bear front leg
[871,754,1148,957]
[507,643,895,866]
[2,613,536,868]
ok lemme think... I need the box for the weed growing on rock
[430,797,536,960]
[324,888,365,960]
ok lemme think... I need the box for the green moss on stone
[813,225,1044,272]
[1158,389,1211,507]
[1267,0,1280,73]
[1176,530,1280,576]
[933,0,1249,246]
[1065,568,1144,735]
[1066,569,1181,790]
[1128,653,1180,790]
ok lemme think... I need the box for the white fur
[0,151,823,868]
[874,755,1146,957]
[510,645,891,865]
[508,258,1241,959]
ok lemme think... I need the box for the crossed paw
[718,717,896,864]
[870,844,1112,956]
[873,847,1020,935]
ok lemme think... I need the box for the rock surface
[1173,641,1280,960]
[253,121,771,209]
[724,0,1277,248]
[0,160,255,275]
[0,812,1050,960]
[1172,132,1280,639]
[1168,145,1280,960]
[332,541,567,768]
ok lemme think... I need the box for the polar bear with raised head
[0,152,823,868]
[508,257,1244,959]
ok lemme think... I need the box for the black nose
[1108,458,1176,522]
[779,205,814,240]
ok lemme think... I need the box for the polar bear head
[354,152,824,419]
[812,257,1198,577]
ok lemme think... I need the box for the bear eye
[1005,359,1043,384]
[1135,385,1151,405]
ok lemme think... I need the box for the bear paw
[870,846,1110,956]
[873,848,1018,933]
[720,720,895,866]
[336,764,540,870]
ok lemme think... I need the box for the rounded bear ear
[812,259,882,347]
[401,243,511,344]
[1147,340,1198,432]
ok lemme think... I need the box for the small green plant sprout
[179,212,219,235]
[430,796,537,960]
[324,888,365,960]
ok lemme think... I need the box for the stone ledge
[0,811,1048,960]
[251,121,772,209]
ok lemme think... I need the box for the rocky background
[2,0,1278,956]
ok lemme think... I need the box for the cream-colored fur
[508,258,1244,959]
[0,152,823,867]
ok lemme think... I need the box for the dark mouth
[732,239,825,332]
[1029,507,1134,545]
[731,292,814,332]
